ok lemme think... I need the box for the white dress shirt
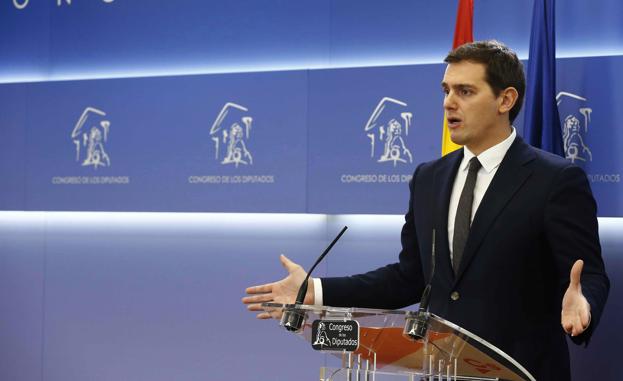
[314,127,517,306]
[448,127,516,262]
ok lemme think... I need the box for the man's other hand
[561,259,591,336]
[242,255,314,319]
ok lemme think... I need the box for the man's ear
[498,87,519,115]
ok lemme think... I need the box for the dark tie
[452,157,482,274]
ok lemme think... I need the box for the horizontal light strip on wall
[1,50,622,84]
[0,211,619,228]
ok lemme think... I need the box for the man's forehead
[442,61,487,86]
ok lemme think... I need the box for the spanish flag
[441,0,474,156]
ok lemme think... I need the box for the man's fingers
[246,303,267,312]
[245,283,273,295]
[561,312,590,336]
[242,254,300,319]
[242,293,274,305]
[248,304,282,320]
[562,315,578,332]
[280,254,300,273]
[569,259,584,288]
[562,317,580,335]
[561,260,591,336]
[572,321,584,337]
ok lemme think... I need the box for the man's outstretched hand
[561,259,591,337]
[242,255,315,319]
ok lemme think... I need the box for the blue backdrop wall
[0,1,622,380]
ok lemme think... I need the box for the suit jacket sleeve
[544,164,610,345]
[321,165,426,309]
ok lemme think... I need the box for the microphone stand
[281,226,348,332]
[404,229,436,341]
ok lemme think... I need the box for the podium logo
[557,92,593,163]
[209,102,253,168]
[312,321,331,348]
[71,107,111,169]
[364,97,414,167]
[311,320,359,352]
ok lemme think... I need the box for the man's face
[442,61,505,154]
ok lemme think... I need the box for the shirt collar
[460,127,517,173]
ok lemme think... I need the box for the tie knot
[468,157,482,173]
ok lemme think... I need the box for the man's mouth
[447,117,462,129]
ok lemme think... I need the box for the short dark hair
[444,40,525,123]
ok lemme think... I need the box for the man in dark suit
[243,40,609,380]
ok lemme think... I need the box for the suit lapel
[433,150,463,280]
[454,137,536,284]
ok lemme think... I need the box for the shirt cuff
[313,277,323,306]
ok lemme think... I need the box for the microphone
[419,228,436,312]
[281,226,349,332]
[404,229,436,340]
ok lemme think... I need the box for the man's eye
[461,89,472,96]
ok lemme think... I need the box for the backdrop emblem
[364,97,413,167]
[71,107,111,169]
[557,92,593,163]
[209,102,254,168]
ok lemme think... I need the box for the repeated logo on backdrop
[364,97,413,167]
[188,99,278,187]
[49,105,130,187]
[334,96,416,189]
[3,58,620,214]
[556,86,621,189]
[209,102,254,168]
[187,94,292,194]
[71,107,111,169]
[305,63,441,214]
[557,92,593,164]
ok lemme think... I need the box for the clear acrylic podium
[262,303,536,381]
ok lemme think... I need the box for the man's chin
[449,132,465,146]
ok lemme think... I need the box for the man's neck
[466,124,513,156]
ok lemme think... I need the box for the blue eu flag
[523,0,564,157]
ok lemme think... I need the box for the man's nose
[443,92,457,110]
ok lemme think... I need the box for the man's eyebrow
[441,82,476,89]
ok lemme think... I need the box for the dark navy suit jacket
[322,136,609,380]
